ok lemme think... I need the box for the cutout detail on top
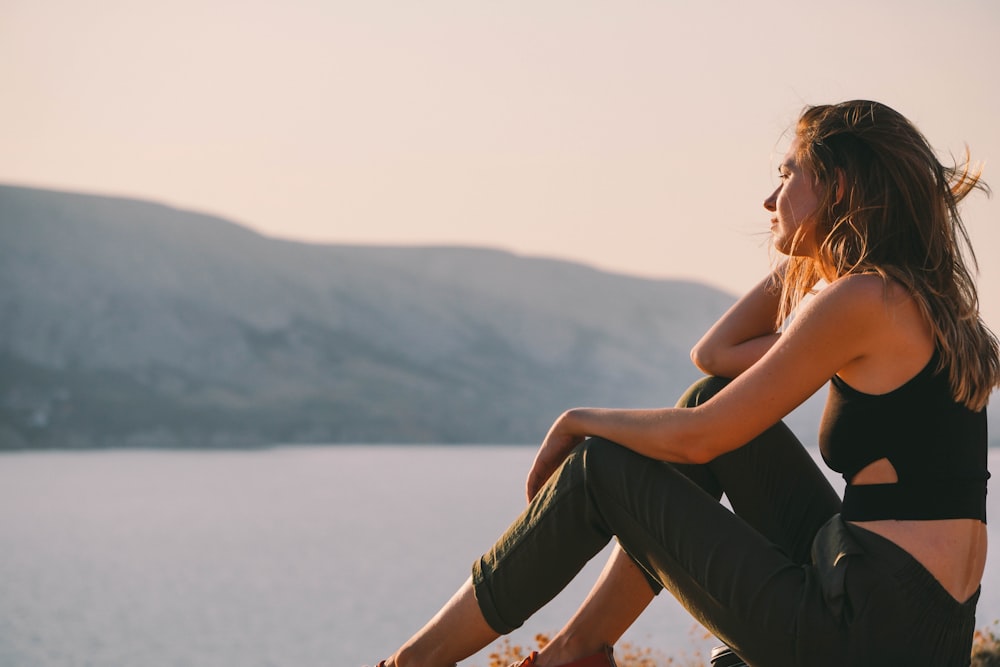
[850,457,898,485]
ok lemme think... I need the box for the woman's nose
[763,188,778,212]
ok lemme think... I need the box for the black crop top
[819,351,989,523]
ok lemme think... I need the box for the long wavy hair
[776,100,998,410]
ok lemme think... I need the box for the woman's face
[764,137,821,257]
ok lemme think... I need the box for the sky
[2,0,999,327]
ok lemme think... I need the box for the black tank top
[819,351,989,522]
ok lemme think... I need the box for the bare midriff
[849,517,987,603]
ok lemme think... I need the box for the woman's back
[821,275,987,603]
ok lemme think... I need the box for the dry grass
[481,633,702,667]
[973,623,1000,666]
[478,624,1000,666]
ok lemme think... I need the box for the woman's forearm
[692,332,780,379]
[555,406,709,465]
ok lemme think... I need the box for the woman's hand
[526,412,586,502]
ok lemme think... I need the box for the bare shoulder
[792,273,894,330]
[805,273,917,323]
[821,272,893,302]
[812,274,934,391]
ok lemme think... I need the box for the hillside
[0,184,741,448]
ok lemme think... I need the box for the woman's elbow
[683,437,721,465]
[678,435,737,465]
[689,343,717,376]
[677,447,710,465]
[667,416,719,465]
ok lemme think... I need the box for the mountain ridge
[0,184,738,448]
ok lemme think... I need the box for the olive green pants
[472,377,979,666]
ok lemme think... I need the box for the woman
[370,100,998,666]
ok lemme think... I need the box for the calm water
[1,446,998,667]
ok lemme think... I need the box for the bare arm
[689,267,786,378]
[527,275,885,500]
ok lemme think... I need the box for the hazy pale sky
[3,0,999,326]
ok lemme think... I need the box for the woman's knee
[674,376,732,409]
[576,437,674,499]
[544,438,627,496]
[576,436,633,469]
[569,438,643,492]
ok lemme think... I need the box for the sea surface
[1,445,999,667]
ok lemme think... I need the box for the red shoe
[510,646,617,667]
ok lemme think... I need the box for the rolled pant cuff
[472,557,522,634]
